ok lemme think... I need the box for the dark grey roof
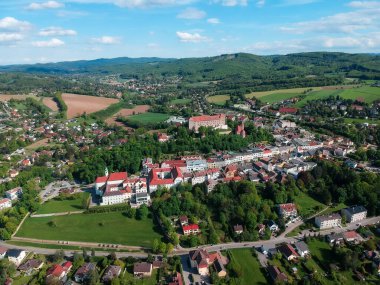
[343,205,367,215]
[7,249,24,258]
[294,241,308,252]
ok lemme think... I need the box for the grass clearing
[343,118,380,125]
[127,112,170,124]
[295,89,343,107]
[228,249,268,285]
[258,92,301,104]
[207,95,230,105]
[294,191,325,217]
[247,87,322,99]
[16,212,162,247]
[35,192,90,214]
[170,98,192,105]
[340,86,380,103]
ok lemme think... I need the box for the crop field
[126,112,170,124]
[339,86,380,103]
[42,97,59,111]
[105,105,150,126]
[62,93,119,119]
[207,95,230,105]
[247,87,322,99]
[16,211,162,247]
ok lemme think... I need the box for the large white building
[341,206,367,223]
[95,171,147,206]
[315,213,342,229]
[6,187,23,201]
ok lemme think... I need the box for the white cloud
[213,0,248,6]
[207,18,220,24]
[176,31,208,42]
[177,7,206,19]
[256,0,265,7]
[348,1,380,9]
[67,0,195,8]
[0,33,24,42]
[92,36,121,44]
[32,38,65,47]
[280,7,380,34]
[27,1,64,10]
[0,17,32,32]
[39,27,77,36]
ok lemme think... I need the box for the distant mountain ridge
[0,52,379,81]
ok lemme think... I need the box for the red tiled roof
[108,172,128,181]
[95,176,107,183]
[189,114,225,122]
[343,231,359,239]
[183,224,199,231]
[279,203,296,213]
[46,264,64,277]
[279,107,298,114]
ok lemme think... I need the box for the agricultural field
[105,105,150,126]
[339,86,380,103]
[247,87,322,99]
[42,97,59,111]
[16,211,162,247]
[170,98,192,105]
[207,95,230,105]
[62,93,119,119]
[35,192,90,214]
[126,112,170,124]
[228,249,268,285]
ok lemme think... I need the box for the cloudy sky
[0,0,379,64]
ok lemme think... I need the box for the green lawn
[207,95,230,105]
[247,87,322,99]
[228,249,268,285]
[320,203,347,216]
[307,239,334,264]
[170,98,192,105]
[16,212,162,247]
[127,112,170,124]
[259,92,301,104]
[295,89,343,107]
[35,192,90,214]
[122,268,158,284]
[294,191,325,217]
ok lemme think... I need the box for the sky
[0,0,379,64]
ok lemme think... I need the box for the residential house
[278,203,298,219]
[189,249,211,276]
[268,220,279,232]
[102,265,122,283]
[278,244,299,261]
[179,215,188,226]
[327,233,344,245]
[5,187,23,201]
[343,231,361,243]
[0,198,12,211]
[182,224,200,236]
[267,265,288,283]
[315,213,342,229]
[133,262,152,277]
[233,224,244,235]
[294,241,309,257]
[9,170,19,178]
[213,258,227,278]
[7,249,26,266]
[74,263,96,283]
[148,167,184,192]
[0,247,7,259]
[46,261,72,282]
[168,272,183,285]
[18,259,44,276]
[341,206,367,223]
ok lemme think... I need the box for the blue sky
[0,0,379,64]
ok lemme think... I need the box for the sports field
[126,112,170,124]
[228,249,268,285]
[206,95,230,105]
[16,212,162,247]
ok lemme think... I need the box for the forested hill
[0,53,379,86]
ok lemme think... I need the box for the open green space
[295,89,343,107]
[247,87,322,99]
[228,249,268,285]
[207,95,230,105]
[343,117,380,125]
[340,86,380,103]
[259,92,301,104]
[320,203,347,216]
[35,192,90,214]
[170,98,192,105]
[126,112,170,124]
[16,212,162,247]
[294,191,325,217]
